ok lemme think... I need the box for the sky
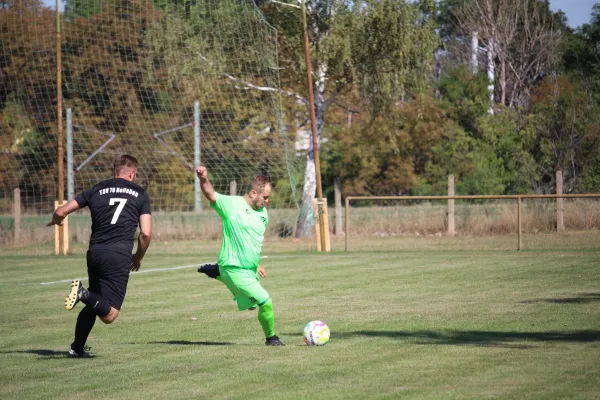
[549,0,597,28]
[42,0,598,28]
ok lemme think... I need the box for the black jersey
[75,178,151,254]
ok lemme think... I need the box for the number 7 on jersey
[109,198,128,224]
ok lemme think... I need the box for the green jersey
[211,193,268,269]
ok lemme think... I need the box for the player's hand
[196,165,208,180]
[46,214,64,227]
[131,253,142,272]
[258,265,267,278]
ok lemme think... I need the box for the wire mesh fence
[1,0,302,218]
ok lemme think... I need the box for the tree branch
[323,79,353,110]
[225,73,309,105]
[195,52,309,106]
[332,101,360,114]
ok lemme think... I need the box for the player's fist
[131,253,142,272]
[196,165,208,180]
[258,265,267,278]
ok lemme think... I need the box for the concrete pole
[334,177,342,235]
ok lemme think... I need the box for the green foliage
[414,103,535,196]
[438,66,491,134]
[64,0,103,19]
[142,0,286,181]
[0,99,37,154]
[351,0,439,115]
[329,96,454,196]
[436,0,468,40]
[474,109,537,194]
[526,76,600,193]
[562,3,600,101]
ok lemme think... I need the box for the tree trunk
[295,59,328,238]
[295,153,317,237]
[486,41,495,114]
[471,32,479,73]
[499,56,506,105]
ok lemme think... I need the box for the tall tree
[262,0,438,236]
[526,76,600,193]
[454,0,564,108]
[562,3,600,101]
[0,0,59,209]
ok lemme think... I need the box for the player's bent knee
[100,308,119,324]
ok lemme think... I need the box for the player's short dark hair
[247,176,271,194]
[114,154,138,176]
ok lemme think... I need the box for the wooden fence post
[556,171,564,232]
[54,201,69,255]
[334,177,343,235]
[13,188,21,245]
[313,198,331,252]
[447,175,455,236]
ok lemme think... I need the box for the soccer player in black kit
[47,154,152,357]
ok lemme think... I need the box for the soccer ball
[303,320,330,346]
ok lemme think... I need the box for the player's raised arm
[46,199,81,226]
[196,165,217,204]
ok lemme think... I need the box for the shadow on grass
[337,330,600,348]
[0,349,71,359]
[521,292,600,304]
[148,340,233,346]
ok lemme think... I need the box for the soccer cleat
[68,346,93,358]
[65,280,86,311]
[197,263,220,279]
[265,335,285,346]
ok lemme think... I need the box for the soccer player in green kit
[195,165,284,346]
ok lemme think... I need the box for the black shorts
[86,249,132,310]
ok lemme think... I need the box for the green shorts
[218,265,270,311]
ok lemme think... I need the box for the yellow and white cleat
[65,280,83,311]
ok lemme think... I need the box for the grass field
[1,239,600,399]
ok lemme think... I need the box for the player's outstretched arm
[46,199,81,226]
[196,165,217,204]
[132,214,152,272]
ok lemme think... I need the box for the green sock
[258,298,275,338]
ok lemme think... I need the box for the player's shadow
[0,349,72,359]
[521,292,600,304]
[341,330,600,348]
[149,340,233,346]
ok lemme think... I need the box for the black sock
[71,306,96,353]
[81,290,111,317]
